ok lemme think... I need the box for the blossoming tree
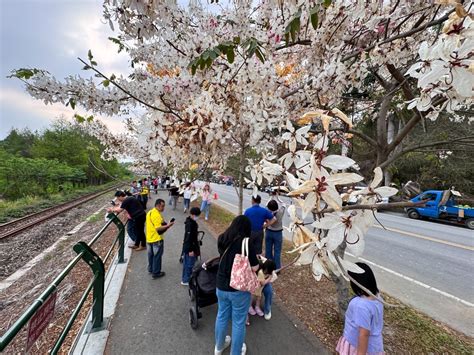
[11,0,473,311]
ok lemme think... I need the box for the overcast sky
[0,0,131,139]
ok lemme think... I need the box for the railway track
[0,184,124,240]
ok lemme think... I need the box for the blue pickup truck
[406,190,474,229]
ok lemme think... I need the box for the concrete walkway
[105,192,327,355]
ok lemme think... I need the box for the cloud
[61,10,130,78]
[0,88,127,135]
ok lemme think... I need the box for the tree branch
[317,200,426,214]
[78,58,184,121]
[341,10,453,62]
[379,135,474,169]
[276,39,312,51]
[166,39,187,57]
[348,129,378,147]
[387,96,447,153]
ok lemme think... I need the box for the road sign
[26,291,57,351]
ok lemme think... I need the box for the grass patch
[0,182,119,223]
[191,199,235,238]
[203,203,474,353]
[87,213,103,223]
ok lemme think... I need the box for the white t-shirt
[183,188,192,199]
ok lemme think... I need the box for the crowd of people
[107,178,384,355]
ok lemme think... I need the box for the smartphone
[170,218,175,223]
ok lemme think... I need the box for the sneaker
[214,335,231,355]
[264,311,272,320]
[248,305,256,316]
[205,217,208,221]
[180,281,189,286]
[255,306,264,317]
[241,343,247,355]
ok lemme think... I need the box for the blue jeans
[127,219,136,242]
[265,229,283,270]
[182,253,196,283]
[262,284,273,314]
[147,240,164,276]
[200,200,211,219]
[215,289,251,355]
[183,198,190,211]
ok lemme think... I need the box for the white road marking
[372,225,474,251]
[212,194,474,308]
[345,252,474,308]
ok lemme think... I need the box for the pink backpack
[230,238,259,293]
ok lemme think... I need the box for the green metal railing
[0,213,126,354]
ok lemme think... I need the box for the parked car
[406,190,474,229]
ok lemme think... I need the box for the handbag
[230,238,260,293]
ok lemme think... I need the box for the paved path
[208,183,474,337]
[106,192,328,355]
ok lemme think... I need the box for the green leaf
[255,48,265,63]
[323,0,332,9]
[233,36,241,45]
[88,49,93,61]
[74,113,85,123]
[191,65,197,75]
[86,115,94,122]
[102,79,110,87]
[310,7,319,29]
[227,48,235,64]
[110,74,116,81]
[9,68,41,79]
[69,98,76,110]
[82,65,91,70]
[90,60,98,66]
[209,49,219,60]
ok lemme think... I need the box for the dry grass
[202,202,474,354]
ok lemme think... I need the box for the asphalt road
[207,182,474,337]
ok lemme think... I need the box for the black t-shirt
[216,237,259,292]
[120,196,145,219]
[170,187,180,196]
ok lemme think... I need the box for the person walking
[169,184,180,210]
[265,200,285,270]
[200,183,213,220]
[140,181,149,209]
[181,207,201,285]
[215,216,259,355]
[244,195,276,255]
[146,199,174,279]
[183,182,193,213]
[130,180,140,198]
[336,262,384,354]
[108,191,146,250]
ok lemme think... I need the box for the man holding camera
[146,199,175,279]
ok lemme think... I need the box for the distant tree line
[0,120,130,200]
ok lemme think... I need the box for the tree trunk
[237,146,245,215]
[331,243,351,317]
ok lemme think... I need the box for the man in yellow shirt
[146,199,174,279]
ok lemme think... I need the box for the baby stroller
[188,256,219,329]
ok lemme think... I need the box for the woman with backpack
[214,216,259,355]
